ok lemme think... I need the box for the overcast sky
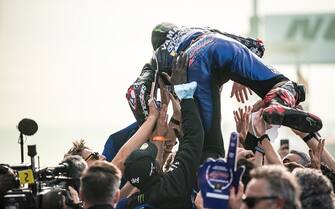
[1,0,334,166]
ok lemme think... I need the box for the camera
[2,150,85,209]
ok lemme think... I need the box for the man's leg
[209,34,322,133]
[200,75,225,161]
[262,82,322,133]
[185,37,225,159]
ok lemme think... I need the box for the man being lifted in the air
[151,22,322,159]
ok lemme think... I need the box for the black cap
[151,22,177,50]
[124,142,158,189]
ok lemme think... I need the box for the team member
[117,53,204,209]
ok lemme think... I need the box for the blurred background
[0,0,334,167]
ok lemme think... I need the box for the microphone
[53,162,70,174]
[17,118,38,163]
[61,155,87,178]
[18,118,38,136]
[53,155,87,177]
[61,155,87,191]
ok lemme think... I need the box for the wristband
[153,136,166,142]
[258,134,269,144]
[170,117,180,125]
[255,146,265,155]
[303,133,316,142]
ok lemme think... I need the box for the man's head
[65,139,106,166]
[282,150,310,167]
[321,164,335,190]
[65,139,89,156]
[80,161,121,208]
[293,168,334,209]
[124,142,160,190]
[151,22,177,50]
[151,22,179,76]
[242,165,301,209]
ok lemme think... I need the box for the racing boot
[262,81,322,133]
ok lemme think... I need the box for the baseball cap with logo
[124,142,158,190]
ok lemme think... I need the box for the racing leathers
[154,25,309,159]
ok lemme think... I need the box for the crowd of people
[1,22,334,209]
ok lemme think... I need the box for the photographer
[38,155,87,209]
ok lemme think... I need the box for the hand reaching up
[162,53,188,85]
[230,82,253,103]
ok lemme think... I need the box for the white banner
[263,13,335,64]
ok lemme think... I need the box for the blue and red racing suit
[155,26,288,159]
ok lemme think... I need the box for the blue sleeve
[102,122,139,161]
[115,198,128,209]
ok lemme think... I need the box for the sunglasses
[84,152,100,161]
[242,195,277,208]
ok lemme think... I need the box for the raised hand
[168,91,181,120]
[148,82,159,119]
[233,106,252,143]
[155,104,168,137]
[158,77,170,106]
[162,52,188,85]
[309,139,325,170]
[230,82,253,103]
[252,108,266,138]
